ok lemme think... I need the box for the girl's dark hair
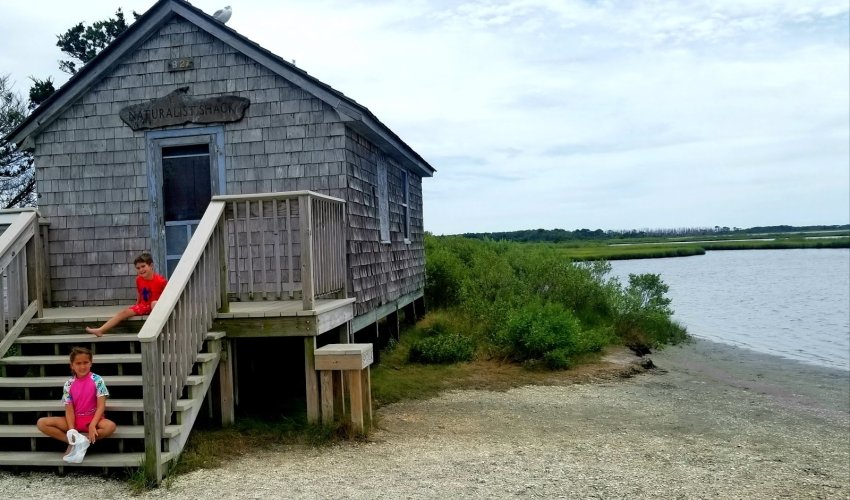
[69,346,93,363]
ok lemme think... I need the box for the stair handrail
[137,200,227,482]
[0,209,43,358]
[136,190,346,482]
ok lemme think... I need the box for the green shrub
[612,273,687,350]
[409,333,475,364]
[421,235,688,370]
[542,348,571,370]
[494,301,583,361]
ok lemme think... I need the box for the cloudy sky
[1,0,848,234]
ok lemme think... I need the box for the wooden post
[39,222,51,308]
[141,339,164,484]
[403,302,416,326]
[338,323,349,344]
[304,336,320,423]
[388,308,400,341]
[362,366,372,428]
[25,220,43,318]
[300,195,315,311]
[217,217,230,313]
[319,371,334,425]
[218,339,235,426]
[347,369,364,433]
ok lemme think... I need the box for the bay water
[609,249,850,371]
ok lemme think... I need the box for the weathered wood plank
[141,340,163,484]
[304,337,319,423]
[319,370,333,425]
[219,339,235,426]
[347,369,363,433]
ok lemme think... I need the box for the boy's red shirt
[136,274,168,305]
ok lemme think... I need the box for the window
[401,170,411,242]
[377,156,390,243]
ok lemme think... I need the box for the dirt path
[3,340,849,499]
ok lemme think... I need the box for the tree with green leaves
[28,76,55,110]
[1,8,137,207]
[56,8,138,75]
[0,75,35,207]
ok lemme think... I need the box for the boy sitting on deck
[86,252,167,336]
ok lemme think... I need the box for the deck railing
[137,191,346,482]
[0,209,43,357]
[219,191,346,310]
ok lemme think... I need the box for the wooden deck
[30,298,355,338]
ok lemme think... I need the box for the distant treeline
[460,224,850,242]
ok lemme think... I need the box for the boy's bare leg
[86,308,136,336]
[37,416,72,454]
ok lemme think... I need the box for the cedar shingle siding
[344,129,425,316]
[32,17,427,317]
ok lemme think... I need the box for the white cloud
[2,0,848,233]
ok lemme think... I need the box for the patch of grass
[127,462,157,494]
[372,318,470,406]
[409,332,475,364]
[167,418,347,478]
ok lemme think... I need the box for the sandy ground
[2,339,849,499]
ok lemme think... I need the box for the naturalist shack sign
[119,86,250,130]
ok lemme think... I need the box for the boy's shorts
[130,303,152,316]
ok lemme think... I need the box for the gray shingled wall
[344,129,425,316]
[34,17,350,306]
[32,16,426,315]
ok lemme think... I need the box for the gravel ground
[3,339,849,499]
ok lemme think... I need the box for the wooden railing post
[299,194,315,310]
[39,221,51,307]
[25,218,43,318]
[217,217,229,313]
[141,338,164,484]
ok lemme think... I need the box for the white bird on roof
[212,5,232,24]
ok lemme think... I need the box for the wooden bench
[314,343,374,433]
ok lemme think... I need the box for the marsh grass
[559,236,850,261]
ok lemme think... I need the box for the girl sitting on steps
[36,346,117,462]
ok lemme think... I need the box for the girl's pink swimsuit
[62,373,109,432]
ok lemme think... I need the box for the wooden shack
[0,0,433,481]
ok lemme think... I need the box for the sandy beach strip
[2,338,848,499]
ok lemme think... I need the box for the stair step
[1,352,218,366]
[15,333,139,344]
[0,398,192,412]
[0,353,141,365]
[206,331,226,340]
[0,374,204,388]
[15,331,225,344]
[0,424,182,439]
[0,450,176,467]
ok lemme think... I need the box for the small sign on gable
[167,57,194,72]
[119,87,250,130]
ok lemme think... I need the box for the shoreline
[650,337,850,420]
[2,338,848,499]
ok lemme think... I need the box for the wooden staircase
[0,321,223,470]
[0,193,347,482]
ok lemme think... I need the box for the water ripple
[610,249,850,371]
